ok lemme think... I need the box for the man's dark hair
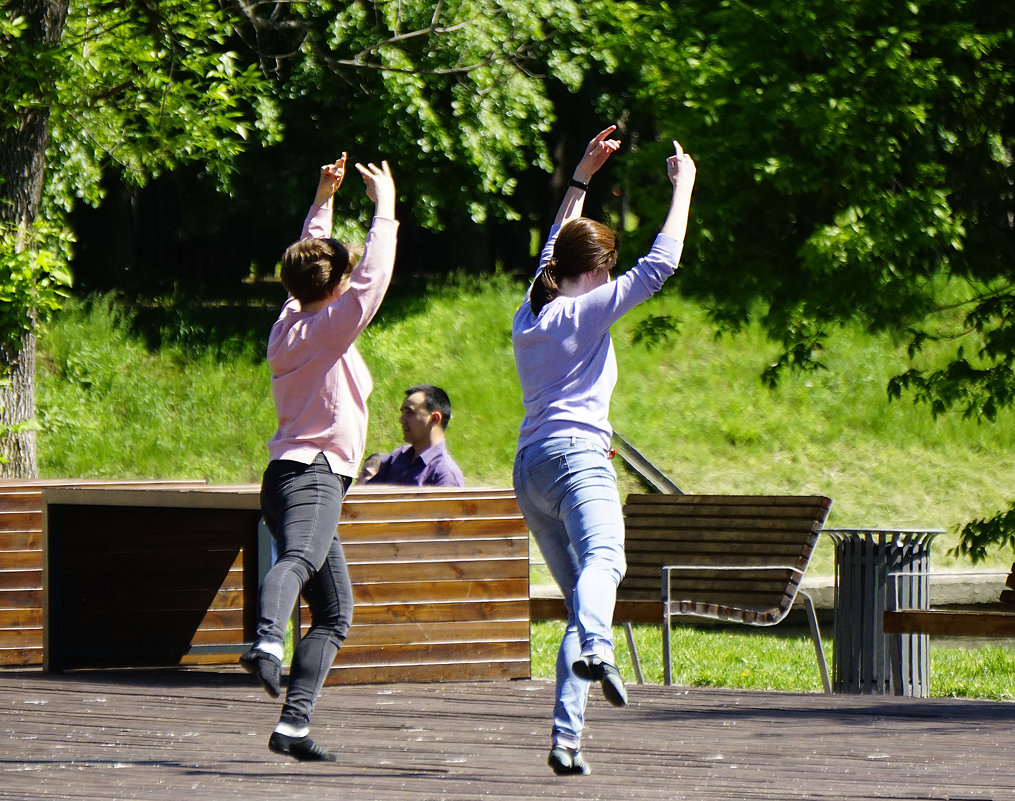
[407,384,453,430]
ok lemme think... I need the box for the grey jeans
[258,453,353,726]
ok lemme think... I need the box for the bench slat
[624,493,832,507]
[624,525,820,542]
[627,546,812,561]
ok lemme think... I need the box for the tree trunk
[0,332,37,478]
[0,0,69,478]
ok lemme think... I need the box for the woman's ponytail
[529,262,560,315]
[528,218,618,316]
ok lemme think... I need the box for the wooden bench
[531,493,833,692]
[0,478,207,666]
[883,563,1015,638]
[626,493,833,691]
[41,484,530,684]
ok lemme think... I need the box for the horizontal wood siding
[35,484,530,684]
[0,479,206,666]
[324,488,531,684]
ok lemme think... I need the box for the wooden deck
[2,669,1013,800]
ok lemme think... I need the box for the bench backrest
[621,493,832,624]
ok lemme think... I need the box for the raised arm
[553,125,622,227]
[659,140,696,242]
[301,153,348,239]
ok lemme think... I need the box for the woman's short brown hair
[280,238,362,305]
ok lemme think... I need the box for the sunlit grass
[37,280,1015,573]
[531,621,1015,700]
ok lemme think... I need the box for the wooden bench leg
[622,622,644,684]
[800,590,831,694]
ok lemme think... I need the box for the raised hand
[313,152,347,205]
[355,160,396,220]
[573,125,622,183]
[666,140,696,189]
[660,140,696,241]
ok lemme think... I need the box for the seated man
[365,384,465,487]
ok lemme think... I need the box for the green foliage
[607,0,1015,559]
[620,0,1014,398]
[229,0,611,230]
[0,219,73,357]
[955,506,1015,564]
[1,0,281,469]
[41,0,281,211]
[0,0,281,339]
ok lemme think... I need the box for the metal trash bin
[825,528,942,697]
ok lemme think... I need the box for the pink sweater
[266,204,398,476]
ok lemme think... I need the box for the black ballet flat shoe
[548,745,591,776]
[572,655,628,707]
[268,731,337,762]
[239,648,282,699]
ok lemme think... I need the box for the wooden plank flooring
[1,668,1014,800]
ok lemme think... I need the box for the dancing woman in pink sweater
[241,153,397,762]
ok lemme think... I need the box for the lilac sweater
[512,224,682,453]
[266,204,398,476]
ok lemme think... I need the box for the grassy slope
[34,280,1015,698]
[38,278,1015,574]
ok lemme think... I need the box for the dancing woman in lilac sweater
[512,126,696,776]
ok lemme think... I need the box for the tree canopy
[2,0,1013,557]
[616,0,1014,558]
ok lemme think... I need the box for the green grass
[531,621,1015,700]
[33,279,1015,699]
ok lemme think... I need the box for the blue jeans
[513,437,626,748]
[259,454,353,727]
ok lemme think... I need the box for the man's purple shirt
[366,441,465,487]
